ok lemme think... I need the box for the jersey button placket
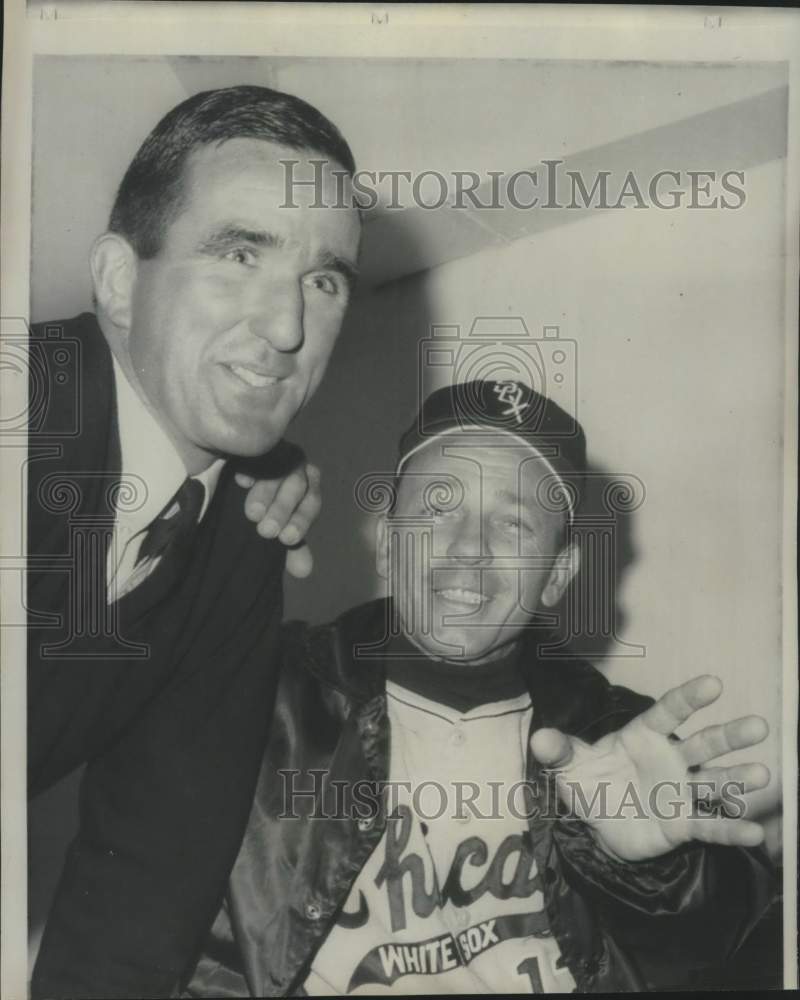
[449,726,466,749]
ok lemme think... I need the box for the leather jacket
[186,600,776,996]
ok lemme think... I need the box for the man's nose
[247,282,304,352]
[445,518,492,564]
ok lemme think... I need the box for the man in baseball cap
[187,380,776,997]
[383,378,585,665]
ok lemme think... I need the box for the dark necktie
[135,477,205,567]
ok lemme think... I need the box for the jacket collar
[28,314,121,551]
[42,312,120,480]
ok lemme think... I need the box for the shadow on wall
[544,460,643,664]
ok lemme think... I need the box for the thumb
[530,728,574,770]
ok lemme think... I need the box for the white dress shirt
[106,356,224,603]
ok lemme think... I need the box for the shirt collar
[194,457,225,519]
[385,680,531,726]
[112,355,224,532]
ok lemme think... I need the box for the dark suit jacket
[27,314,286,998]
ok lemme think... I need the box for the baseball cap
[396,380,587,518]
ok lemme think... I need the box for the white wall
[31,57,190,321]
[31,56,787,318]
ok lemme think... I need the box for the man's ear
[89,232,137,331]
[375,516,390,581]
[541,539,580,608]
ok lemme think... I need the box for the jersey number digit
[517,956,543,993]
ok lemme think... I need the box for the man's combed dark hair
[108,84,356,259]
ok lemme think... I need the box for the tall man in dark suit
[27,84,361,998]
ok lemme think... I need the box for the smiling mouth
[435,587,490,607]
[224,363,284,389]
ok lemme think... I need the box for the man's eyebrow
[196,226,285,254]
[493,487,524,507]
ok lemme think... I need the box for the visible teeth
[229,364,278,388]
[437,588,484,606]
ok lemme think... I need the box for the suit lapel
[116,528,202,628]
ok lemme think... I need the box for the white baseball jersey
[303,682,576,995]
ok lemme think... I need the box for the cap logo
[492,380,528,424]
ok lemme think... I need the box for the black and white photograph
[1,4,798,998]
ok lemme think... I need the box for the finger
[637,675,723,736]
[680,715,768,767]
[242,479,280,524]
[689,762,771,798]
[235,472,256,488]
[254,470,309,539]
[683,815,765,848]
[305,462,322,489]
[285,543,314,579]
[530,728,575,770]
[278,471,322,546]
